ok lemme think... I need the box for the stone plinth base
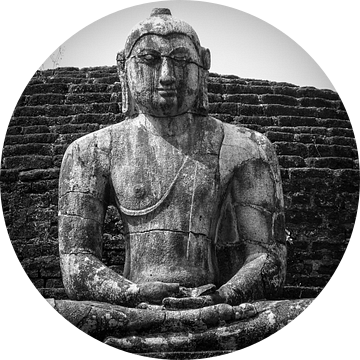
[141,351,233,359]
[48,298,312,358]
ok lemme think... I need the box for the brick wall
[1,66,358,300]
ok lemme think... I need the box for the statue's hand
[162,284,224,309]
[138,281,180,305]
[178,283,216,298]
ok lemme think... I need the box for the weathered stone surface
[141,351,233,359]
[57,8,287,313]
[1,6,357,358]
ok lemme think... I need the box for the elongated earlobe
[193,69,209,116]
[192,47,210,116]
[117,50,137,117]
[116,50,126,73]
[201,47,211,70]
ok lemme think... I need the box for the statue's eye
[138,53,159,64]
[170,53,195,68]
[172,55,189,64]
[173,55,187,61]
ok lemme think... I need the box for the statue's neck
[138,113,196,138]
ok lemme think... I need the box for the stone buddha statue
[55,8,306,355]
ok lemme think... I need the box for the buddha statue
[55,8,306,356]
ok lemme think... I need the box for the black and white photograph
[0,0,360,360]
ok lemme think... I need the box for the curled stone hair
[116,8,211,117]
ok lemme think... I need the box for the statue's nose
[159,57,175,85]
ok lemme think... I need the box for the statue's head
[117,8,211,117]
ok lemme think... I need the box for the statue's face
[126,34,201,117]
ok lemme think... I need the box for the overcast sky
[41,1,335,90]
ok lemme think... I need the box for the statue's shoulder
[65,117,137,156]
[221,121,271,149]
[218,120,276,171]
[61,122,128,175]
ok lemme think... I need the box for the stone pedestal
[136,351,233,359]
[48,298,312,358]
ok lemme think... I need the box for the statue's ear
[116,50,126,77]
[192,47,210,116]
[116,49,137,117]
[201,47,211,70]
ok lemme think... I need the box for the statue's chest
[111,142,220,218]
[111,126,219,228]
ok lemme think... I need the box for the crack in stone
[74,306,93,328]
[125,228,210,239]
[233,202,273,215]
[59,189,99,199]
[187,160,198,259]
[60,213,102,225]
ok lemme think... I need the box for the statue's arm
[217,136,287,305]
[59,136,178,306]
[162,132,286,309]
[58,137,138,305]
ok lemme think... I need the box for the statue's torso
[110,116,224,287]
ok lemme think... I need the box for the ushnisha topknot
[124,8,208,68]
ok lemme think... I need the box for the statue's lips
[157,88,177,97]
